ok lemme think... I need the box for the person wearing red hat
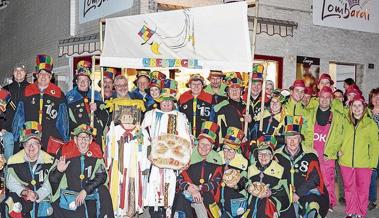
[12,54,69,152]
[302,86,314,108]
[302,86,345,211]
[317,73,334,91]
[368,88,379,210]
[283,80,306,116]
[66,60,110,147]
[179,73,213,137]
[326,95,379,218]
[345,84,362,107]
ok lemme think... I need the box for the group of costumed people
[0,54,378,218]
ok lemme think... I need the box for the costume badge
[31,98,35,104]
[79,108,83,113]
[51,90,55,95]
[31,180,36,186]
[80,174,85,180]
[47,100,51,104]
[78,113,82,118]
[87,151,92,157]
[183,105,188,110]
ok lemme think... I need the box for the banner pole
[244,0,260,137]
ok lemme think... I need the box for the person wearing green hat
[217,126,249,217]
[48,124,114,218]
[244,141,290,218]
[5,121,54,218]
[275,115,329,218]
[66,60,110,147]
[172,121,223,218]
[12,54,69,152]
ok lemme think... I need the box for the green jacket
[302,104,344,152]
[283,98,304,116]
[325,114,379,168]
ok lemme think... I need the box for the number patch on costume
[299,161,309,173]
[85,166,92,178]
[45,104,58,119]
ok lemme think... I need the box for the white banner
[100,2,252,72]
[313,0,379,33]
[79,0,134,24]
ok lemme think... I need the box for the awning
[58,33,101,57]
[248,16,298,37]
[154,0,256,10]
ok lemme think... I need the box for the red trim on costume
[120,168,127,209]
[265,198,277,218]
[181,170,193,184]
[306,160,325,194]
[61,140,103,159]
[179,90,213,105]
[25,83,62,98]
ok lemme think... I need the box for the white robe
[141,109,192,209]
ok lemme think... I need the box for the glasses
[24,141,40,148]
[258,152,272,158]
[77,136,90,141]
[115,84,128,88]
[223,148,236,153]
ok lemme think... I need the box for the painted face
[291,87,305,102]
[302,94,312,107]
[228,86,241,101]
[270,97,282,114]
[319,92,332,110]
[351,100,365,119]
[251,81,262,97]
[120,113,134,124]
[13,67,27,82]
[333,92,344,102]
[23,138,41,161]
[223,145,236,161]
[76,75,90,92]
[210,76,222,89]
[114,79,129,98]
[36,70,52,88]
[318,79,331,90]
[150,86,161,99]
[137,76,150,91]
[198,138,213,158]
[285,135,301,153]
[160,100,174,112]
[74,133,92,154]
[190,80,203,96]
[257,150,272,166]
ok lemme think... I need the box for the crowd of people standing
[0,54,378,218]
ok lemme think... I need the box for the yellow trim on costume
[248,161,284,179]
[105,98,146,112]
[7,150,54,165]
[219,152,248,171]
